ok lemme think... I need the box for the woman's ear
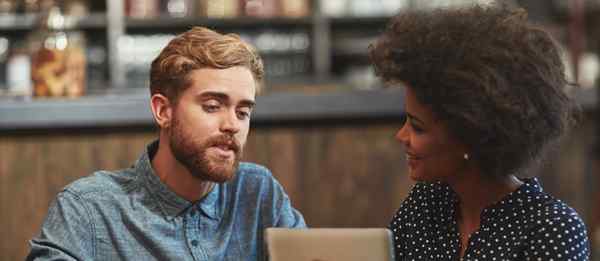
[150,94,173,129]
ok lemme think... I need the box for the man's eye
[237,110,251,120]
[203,104,220,112]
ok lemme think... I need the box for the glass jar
[63,31,86,97]
[22,0,55,17]
[0,0,17,16]
[22,0,40,15]
[28,6,86,97]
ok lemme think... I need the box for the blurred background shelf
[1,86,595,131]
[0,13,107,30]
[0,88,406,131]
[329,16,392,26]
[125,16,314,29]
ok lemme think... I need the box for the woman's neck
[449,172,523,224]
[446,171,523,257]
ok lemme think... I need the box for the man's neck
[151,136,215,202]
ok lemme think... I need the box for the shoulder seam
[62,190,97,259]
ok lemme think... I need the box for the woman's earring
[463,153,469,160]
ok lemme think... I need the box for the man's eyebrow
[197,91,255,107]
[238,100,256,108]
[197,91,228,101]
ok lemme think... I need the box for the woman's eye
[409,120,424,133]
[412,125,424,133]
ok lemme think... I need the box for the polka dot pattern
[389,178,590,260]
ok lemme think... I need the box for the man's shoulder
[237,162,273,179]
[62,167,138,198]
[229,162,281,193]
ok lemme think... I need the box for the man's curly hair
[369,4,580,178]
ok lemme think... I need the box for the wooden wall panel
[0,120,594,260]
[245,125,410,227]
[0,132,156,260]
[539,120,596,220]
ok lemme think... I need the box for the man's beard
[168,116,242,183]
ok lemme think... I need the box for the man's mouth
[210,145,235,159]
[208,137,240,159]
[216,144,234,151]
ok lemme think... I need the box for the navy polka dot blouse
[389,178,590,260]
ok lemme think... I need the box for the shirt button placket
[186,208,208,260]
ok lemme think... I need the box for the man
[27,27,306,260]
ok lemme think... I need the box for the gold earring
[463,153,469,160]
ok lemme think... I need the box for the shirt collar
[431,178,544,220]
[197,183,220,220]
[480,177,543,219]
[135,140,221,221]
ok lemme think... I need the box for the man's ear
[150,94,173,129]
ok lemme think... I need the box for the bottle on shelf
[28,6,87,98]
[164,0,194,18]
[0,0,17,17]
[197,0,240,18]
[126,0,159,19]
[6,40,33,97]
[64,0,90,18]
[320,0,348,17]
[280,0,310,18]
[22,0,56,18]
[243,0,278,18]
[0,37,7,91]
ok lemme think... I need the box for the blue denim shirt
[27,141,306,260]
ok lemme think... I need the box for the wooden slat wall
[0,121,594,260]
[0,131,157,260]
[243,125,412,227]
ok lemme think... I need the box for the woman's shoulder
[517,178,584,221]
[510,178,590,258]
[524,189,587,235]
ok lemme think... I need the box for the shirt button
[191,240,198,247]
[189,210,196,217]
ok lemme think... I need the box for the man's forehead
[185,68,256,100]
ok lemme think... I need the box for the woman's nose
[395,121,409,146]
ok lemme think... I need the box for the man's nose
[220,110,240,135]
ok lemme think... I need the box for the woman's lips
[406,154,420,169]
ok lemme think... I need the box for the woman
[369,4,590,260]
